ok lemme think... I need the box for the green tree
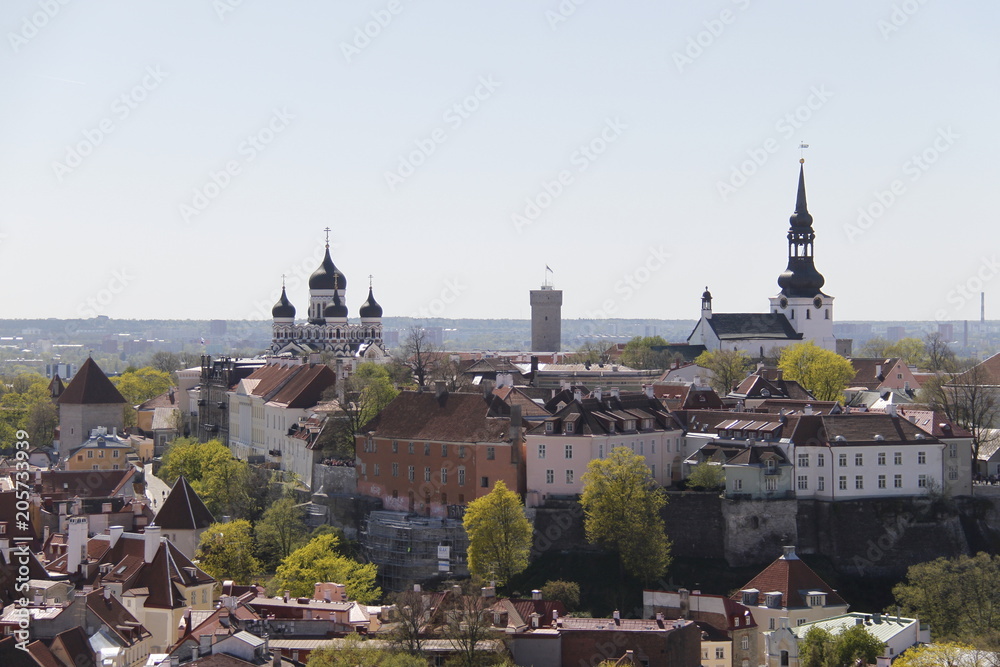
[778,341,856,403]
[580,446,671,585]
[893,552,1000,644]
[540,580,580,612]
[829,625,885,667]
[160,438,257,518]
[799,626,835,667]
[306,635,427,667]
[256,496,309,569]
[620,336,670,370]
[893,642,987,667]
[196,520,262,584]
[110,367,174,405]
[687,461,725,490]
[272,533,381,604]
[888,337,927,368]
[694,349,752,395]
[463,480,532,586]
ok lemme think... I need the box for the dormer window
[545,422,554,433]
[625,420,635,431]
[565,423,574,434]
[808,594,826,607]
[765,592,782,608]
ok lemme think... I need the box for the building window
[424,443,431,456]
[894,452,902,465]
[392,463,398,477]
[458,445,466,458]
[360,463,367,476]
[566,469,574,484]
[817,453,825,467]
[797,619,807,626]
[598,444,604,459]
[441,468,447,484]
[818,476,825,491]
[918,451,926,465]
[894,474,902,488]
[797,475,808,490]
[441,492,448,504]
[408,465,415,482]
[838,453,847,467]
[112,464,119,470]
[545,422,554,433]
[949,470,958,480]
[855,453,863,466]
[798,454,809,468]
[918,474,928,488]
[878,452,886,465]
[481,476,489,488]
[741,636,749,650]
[442,444,448,457]
[392,440,398,453]
[538,443,546,459]
[765,477,777,492]
[769,618,775,630]
[565,422,574,434]
[546,469,554,484]
[717,648,725,659]
[733,479,742,491]
[565,444,573,459]
[408,442,414,455]
[838,476,847,490]
[424,467,431,482]
[458,467,466,486]
[878,474,886,488]
[373,464,380,477]
[112,450,119,458]
[949,443,958,458]
[855,475,864,490]
[87,450,93,458]
[487,447,495,460]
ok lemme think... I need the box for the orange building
[355,384,524,517]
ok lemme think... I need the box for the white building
[524,387,685,506]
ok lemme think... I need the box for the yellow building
[65,427,139,471]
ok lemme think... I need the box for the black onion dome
[271,287,295,319]
[359,287,383,318]
[777,264,826,296]
[323,290,349,319]
[788,164,814,229]
[702,287,712,300]
[309,247,347,291]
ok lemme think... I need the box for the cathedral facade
[688,162,847,357]
[270,239,388,361]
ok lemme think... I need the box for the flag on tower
[545,265,552,273]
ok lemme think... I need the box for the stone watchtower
[530,281,562,353]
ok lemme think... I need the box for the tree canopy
[463,480,533,586]
[159,438,258,518]
[687,461,725,490]
[620,336,671,370]
[694,349,752,395]
[306,635,427,667]
[580,446,671,584]
[893,642,990,667]
[800,624,885,667]
[272,533,381,604]
[893,552,1000,645]
[255,496,310,569]
[778,341,856,403]
[195,520,262,584]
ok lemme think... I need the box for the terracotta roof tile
[733,550,846,608]
[57,358,127,406]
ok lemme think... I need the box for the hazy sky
[2,1,997,325]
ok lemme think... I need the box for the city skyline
[2,1,997,323]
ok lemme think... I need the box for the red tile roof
[242,363,336,408]
[362,391,512,443]
[733,549,846,609]
[57,358,127,405]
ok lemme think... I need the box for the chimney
[482,379,494,398]
[679,588,690,618]
[109,525,124,548]
[594,387,603,401]
[644,384,654,399]
[192,647,199,661]
[782,545,798,559]
[452,584,462,597]
[144,525,161,564]
[273,650,281,667]
[170,656,179,667]
[887,404,898,417]
[67,516,88,574]
[803,404,813,416]
[610,387,620,399]
[573,389,582,403]
[284,590,290,603]
[199,634,212,654]
[613,610,621,624]
[775,369,783,381]
[531,355,539,375]
[435,380,447,398]
[875,364,882,378]
[552,609,558,624]
[532,590,542,601]
[413,584,421,593]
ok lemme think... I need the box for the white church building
[688,161,848,358]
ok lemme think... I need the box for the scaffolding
[361,511,469,593]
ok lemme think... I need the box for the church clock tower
[768,161,837,351]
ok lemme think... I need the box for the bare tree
[925,332,957,372]
[444,584,504,667]
[402,326,438,388]
[933,361,1000,462]
[390,588,434,655]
